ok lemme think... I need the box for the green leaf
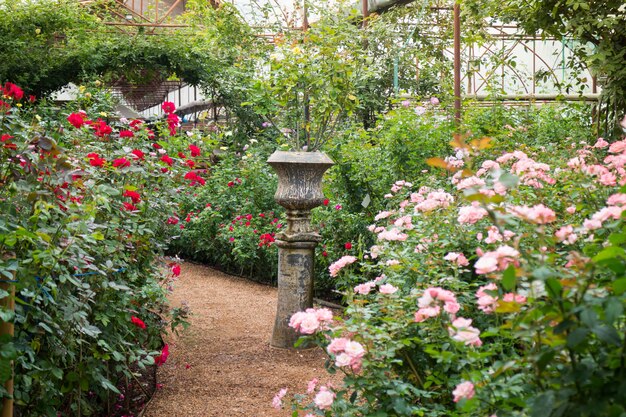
[498,172,519,188]
[593,246,626,263]
[531,392,555,417]
[501,265,516,291]
[592,325,621,346]
[566,327,589,348]
[545,278,562,298]
[612,277,626,295]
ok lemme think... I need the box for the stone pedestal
[267,151,333,349]
[271,240,317,348]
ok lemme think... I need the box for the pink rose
[452,381,475,402]
[314,387,335,410]
[379,284,398,294]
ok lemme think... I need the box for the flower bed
[279,133,626,416]
[0,83,193,415]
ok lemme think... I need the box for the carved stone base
[270,240,318,348]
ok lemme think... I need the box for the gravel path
[143,263,332,417]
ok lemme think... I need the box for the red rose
[167,216,179,225]
[178,152,187,159]
[3,82,23,100]
[129,119,143,130]
[161,101,176,114]
[93,120,112,137]
[189,144,201,157]
[131,316,146,329]
[160,154,174,166]
[323,198,330,206]
[67,112,86,128]
[121,202,137,211]
[171,264,181,276]
[131,149,144,160]
[1,134,13,142]
[155,344,169,366]
[123,189,141,204]
[112,158,131,168]
[88,153,106,167]
[345,242,352,250]
[119,130,134,138]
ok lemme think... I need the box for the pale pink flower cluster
[379,283,398,294]
[354,281,375,295]
[607,193,626,206]
[456,176,486,190]
[272,388,287,409]
[452,381,475,402]
[385,259,400,266]
[497,151,555,188]
[474,245,519,275]
[483,226,515,244]
[394,215,414,229]
[449,317,482,346]
[377,228,408,242]
[414,190,455,212]
[457,202,488,224]
[555,225,578,244]
[445,155,465,168]
[476,283,526,314]
[583,206,625,231]
[374,210,393,221]
[476,283,498,313]
[369,245,382,259]
[443,252,469,267]
[289,308,333,334]
[414,287,460,322]
[327,338,365,372]
[390,180,413,193]
[313,386,336,410]
[328,255,357,277]
[475,160,501,177]
[307,378,318,394]
[507,203,556,224]
[594,137,609,148]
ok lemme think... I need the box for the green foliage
[463,0,626,136]
[0,0,257,100]
[284,127,626,417]
[0,83,191,415]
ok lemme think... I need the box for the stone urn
[267,150,334,348]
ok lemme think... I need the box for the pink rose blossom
[608,193,626,206]
[555,225,578,244]
[414,306,441,322]
[307,378,318,394]
[328,255,357,277]
[327,338,349,354]
[272,388,287,409]
[594,137,609,148]
[452,381,475,402]
[379,284,398,294]
[377,228,408,241]
[502,293,527,303]
[457,202,488,224]
[449,317,482,346]
[354,282,375,295]
[444,252,469,267]
[375,211,393,220]
[314,387,335,410]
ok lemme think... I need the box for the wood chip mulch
[142,263,338,417]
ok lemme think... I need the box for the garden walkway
[143,263,330,417]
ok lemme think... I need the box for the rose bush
[0,83,192,415]
[280,132,626,416]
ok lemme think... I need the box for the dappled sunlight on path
[143,263,330,417]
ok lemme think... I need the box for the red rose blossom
[161,101,176,114]
[189,144,201,157]
[131,316,146,329]
[67,112,86,128]
[112,157,131,168]
[160,154,174,166]
[119,130,134,138]
[123,190,141,203]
